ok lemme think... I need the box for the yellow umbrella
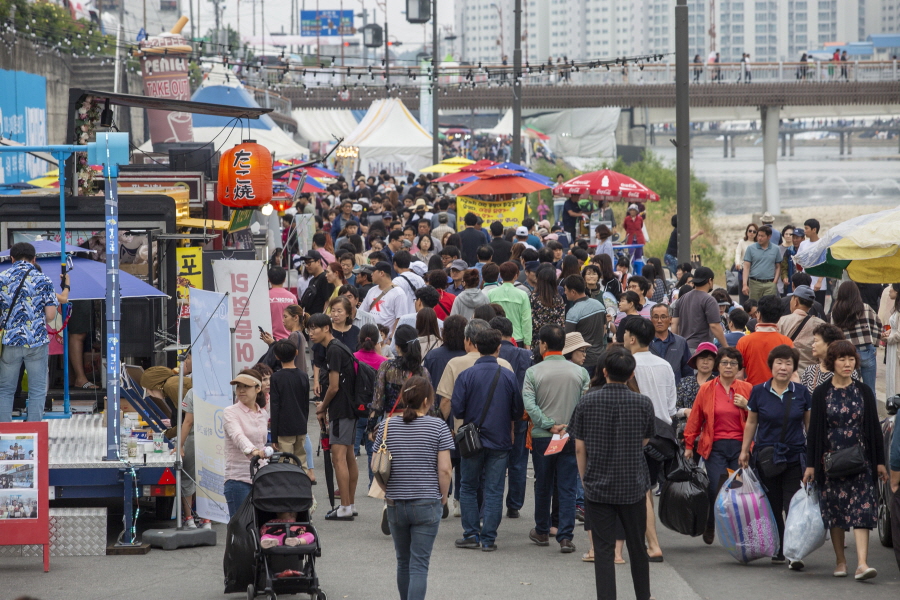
[420,156,476,173]
[27,168,61,188]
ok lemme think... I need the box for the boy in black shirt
[309,313,359,520]
[270,341,311,470]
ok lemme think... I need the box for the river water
[651,144,900,215]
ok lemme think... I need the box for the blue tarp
[0,257,167,300]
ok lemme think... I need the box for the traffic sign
[300,10,354,37]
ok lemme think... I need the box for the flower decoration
[74,96,100,194]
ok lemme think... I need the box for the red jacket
[682,377,753,459]
[435,289,455,320]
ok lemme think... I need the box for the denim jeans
[224,479,252,518]
[354,417,368,456]
[460,448,509,546]
[857,343,877,395]
[304,435,315,470]
[703,439,742,529]
[531,436,578,541]
[0,343,49,422]
[663,253,678,278]
[505,420,529,510]
[387,498,442,600]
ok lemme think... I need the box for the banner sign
[0,422,50,571]
[300,10,354,36]
[0,69,48,184]
[456,196,527,230]
[211,260,270,371]
[189,289,232,523]
[139,33,194,146]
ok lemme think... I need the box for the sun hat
[562,332,592,356]
[687,342,718,369]
[230,372,262,387]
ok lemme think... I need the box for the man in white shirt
[622,316,675,564]
[798,218,825,306]
[360,261,408,342]
[391,250,424,314]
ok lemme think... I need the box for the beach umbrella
[487,163,555,186]
[420,156,476,173]
[452,171,552,196]
[555,169,660,201]
[793,206,900,283]
[433,160,498,183]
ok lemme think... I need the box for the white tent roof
[292,109,360,143]
[344,99,433,176]
[487,108,619,162]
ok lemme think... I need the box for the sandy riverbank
[712,203,898,268]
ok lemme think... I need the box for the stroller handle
[249,452,303,477]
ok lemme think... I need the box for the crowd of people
[215,178,900,600]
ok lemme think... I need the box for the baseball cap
[792,227,805,237]
[409,261,428,277]
[353,264,374,275]
[789,285,816,303]
[401,239,413,248]
[691,266,715,286]
[524,260,541,272]
[687,342,718,369]
[516,226,529,236]
[373,261,393,274]
[438,213,449,223]
[351,203,363,212]
[302,250,323,263]
[450,259,468,271]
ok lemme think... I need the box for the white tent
[138,67,310,160]
[292,109,360,143]
[487,108,620,163]
[344,99,433,177]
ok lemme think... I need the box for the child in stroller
[260,512,316,549]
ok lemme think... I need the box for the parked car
[877,394,898,548]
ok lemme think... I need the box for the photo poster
[455,196,527,231]
[211,260,271,371]
[189,289,233,523]
[0,434,37,520]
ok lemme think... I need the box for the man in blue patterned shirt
[0,242,69,421]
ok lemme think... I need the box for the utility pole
[431,0,439,163]
[143,0,147,32]
[675,0,691,264]
[511,0,522,164]
[340,0,345,66]
[384,16,390,95]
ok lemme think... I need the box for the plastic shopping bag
[782,483,827,562]
[714,468,780,563]
[659,453,710,537]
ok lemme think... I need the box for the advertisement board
[455,196,527,230]
[0,422,49,571]
[0,69,48,184]
[211,260,270,371]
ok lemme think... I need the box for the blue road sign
[300,10,354,36]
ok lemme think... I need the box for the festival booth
[292,108,360,156]
[337,99,433,179]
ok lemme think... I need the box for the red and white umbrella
[553,169,660,202]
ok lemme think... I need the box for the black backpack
[333,340,377,418]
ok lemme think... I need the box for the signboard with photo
[0,423,49,571]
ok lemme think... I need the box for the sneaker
[452,499,461,518]
[455,536,480,549]
[381,505,391,536]
[529,528,550,546]
[789,560,805,571]
[506,508,520,518]
[182,516,197,529]
[575,506,585,522]
[481,543,498,552]
[559,539,576,554]
[199,519,212,529]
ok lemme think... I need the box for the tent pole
[57,151,71,416]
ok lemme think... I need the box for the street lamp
[490,2,504,60]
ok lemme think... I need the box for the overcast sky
[191,0,457,48]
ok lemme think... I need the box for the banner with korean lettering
[189,289,232,523]
[176,246,203,317]
[211,260,270,371]
[455,196,527,230]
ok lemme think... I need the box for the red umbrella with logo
[553,169,660,201]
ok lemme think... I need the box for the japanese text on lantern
[232,150,255,201]
[229,272,254,364]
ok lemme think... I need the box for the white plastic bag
[782,483,826,562]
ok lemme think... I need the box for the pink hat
[687,342,718,369]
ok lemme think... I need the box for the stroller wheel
[246,584,255,600]
[267,593,277,600]
[316,593,327,600]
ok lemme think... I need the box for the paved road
[3,446,897,600]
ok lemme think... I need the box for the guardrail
[245,85,293,116]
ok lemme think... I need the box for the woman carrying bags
[803,340,888,581]
[683,346,752,544]
[739,345,811,569]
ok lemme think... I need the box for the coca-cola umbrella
[554,169,660,202]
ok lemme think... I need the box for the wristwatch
[62,285,71,291]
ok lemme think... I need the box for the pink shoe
[260,533,285,548]
[284,532,315,547]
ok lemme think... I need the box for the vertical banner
[294,213,314,257]
[211,260,270,370]
[455,196,526,230]
[176,246,204,317]
[189,289,232,523]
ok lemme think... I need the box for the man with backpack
[310,313,361,521]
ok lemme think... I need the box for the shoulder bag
[454,366,502,459]
[755,386,794,478]
[789,314,814,342]
[0,266,34,357]
[371,396,402,487]
[823,387,867,478]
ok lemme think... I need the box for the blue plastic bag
[782,483,827,562]
[714,468,780,563]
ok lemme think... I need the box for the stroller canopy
[252,461,314,513]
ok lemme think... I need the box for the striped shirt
[373,415,454,500]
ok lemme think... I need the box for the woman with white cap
[622,204,645,262]
[223,368,271,517]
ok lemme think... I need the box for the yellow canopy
[420,157,475,173]
[177,218,230,231]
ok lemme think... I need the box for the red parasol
[554,169,660,201]
[452,171,551,196]
[433,159,498,183]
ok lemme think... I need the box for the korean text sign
[455,196,526,230]
[211,260,270,370]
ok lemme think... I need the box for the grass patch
[531,152,726,276]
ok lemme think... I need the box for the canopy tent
[138,73,310,160]
[487,108,620,163]
[291,109,360,143]
[0,257,167,301]
[343,99,433,177]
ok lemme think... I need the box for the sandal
[75,382,99,389]
[581,553,594,562]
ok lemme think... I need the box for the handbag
[755,386,794,478]
[454,367,502,459]
[0,266,34,357]
[823,393,867,479]
[371,395,402,487]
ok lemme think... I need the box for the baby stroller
[227,452,325,600]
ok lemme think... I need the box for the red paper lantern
[270,196,293,212]
[218,140,273,208]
